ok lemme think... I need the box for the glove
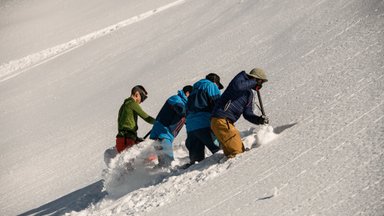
[261,115,269,124]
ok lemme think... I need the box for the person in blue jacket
[211,68,269,158]
[185,73,223,165]
[150,85,194,167]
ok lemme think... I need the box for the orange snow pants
[211,117,244,158]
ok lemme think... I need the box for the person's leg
[186,131,205,163]
[156,139,174,167]
[195,127,220,154]
[115,137,136,153]
[211,117,244,158]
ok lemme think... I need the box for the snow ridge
[0,0,186,83]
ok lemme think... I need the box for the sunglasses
[140,91,148,102]
[256,79,265,85]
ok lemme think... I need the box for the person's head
[205,73,224,90]
[182,85,193,97]
[131,85,148,104]
[247,68,268,91]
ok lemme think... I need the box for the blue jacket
[186,79,221,132]
[212,71,263,125]
[150,90,188,142]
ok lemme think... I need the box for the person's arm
[130,101,155,124]
[243,93,264,125]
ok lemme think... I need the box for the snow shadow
[18,180,106,216]
[273,123,297,134]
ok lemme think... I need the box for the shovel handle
[143,130,152,139]
[256,90,266,116]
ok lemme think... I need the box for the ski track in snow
[0,0,186,83]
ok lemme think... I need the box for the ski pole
[143,130,152,139]
[256,90,266,116]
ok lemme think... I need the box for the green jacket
[117,97,155,138]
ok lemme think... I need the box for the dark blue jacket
[212,71,264,125]
[186,79,221,132]
[150,90,188,142]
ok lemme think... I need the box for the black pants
[185,127,220,163]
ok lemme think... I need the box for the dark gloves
[258,115,269,125]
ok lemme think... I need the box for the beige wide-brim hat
[248,68,268,82]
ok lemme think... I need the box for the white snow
[0,0,383,215]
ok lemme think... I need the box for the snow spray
[242,125,278,149]
[102,141,159,198]
[255,124,278,146]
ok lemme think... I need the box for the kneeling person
[150,85,193,167]
[211,68,269,158]
[116,85,155,153]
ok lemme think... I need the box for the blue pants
[186,127,220,163]
[155,139,174,167]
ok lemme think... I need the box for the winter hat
[248,68,268,82]
[206,73,224,90]
[182,85,193,94]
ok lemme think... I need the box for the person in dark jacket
[211,68,269,158]
[150,85,193,167]
[116,85,155,153]
[185,73,223,164]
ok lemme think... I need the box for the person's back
[186,78,221,132]
[185,73,223,164]
[150,86,193,167]
[151,90,188,141]
[212,71,257,123]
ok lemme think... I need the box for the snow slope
[0,0,383,215]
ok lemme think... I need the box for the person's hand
[261,115,269,124]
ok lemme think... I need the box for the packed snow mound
[75,127,280,215]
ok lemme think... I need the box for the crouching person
[116,85,155,153]
[185,73,223,165]
[150,85,193,167]
[211,68,269,158]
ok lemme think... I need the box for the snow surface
[0,0,383,215]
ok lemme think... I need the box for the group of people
[114,68,269,168]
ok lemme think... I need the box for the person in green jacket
[116,85,155,153]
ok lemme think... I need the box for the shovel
[256,90,266,116]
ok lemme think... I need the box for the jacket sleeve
[233,72,257,91]
[130,102,155,124]
[243,93,264,125]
